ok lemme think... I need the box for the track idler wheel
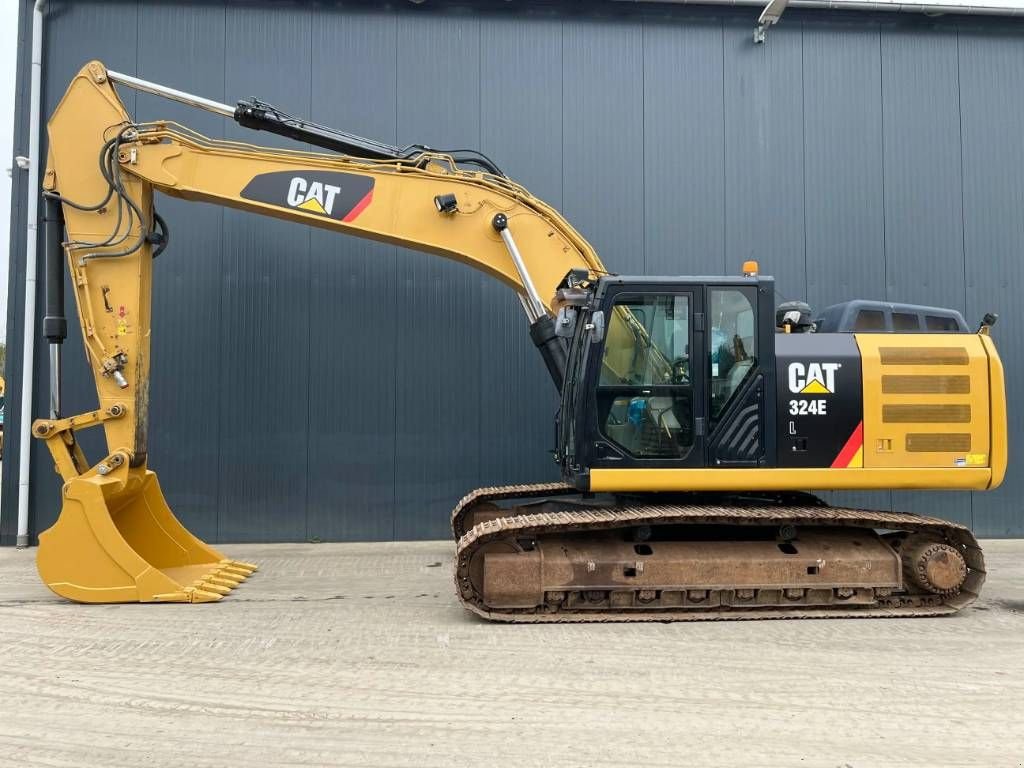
[902,538,967,596]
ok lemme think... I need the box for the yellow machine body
[592,332,1006,492]
[32,61,1005,606]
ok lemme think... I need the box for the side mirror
[588,310,605,344]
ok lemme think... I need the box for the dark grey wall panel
[723,21,805,300]
[562,16,644,274]
[6,1,1024,544]
[643,14,726,275]
[880,26,966,313]
[958,28,1024,537]
[217,5,312,541]
[307,7,398,541]
[394,11,483,539]
[802,23,886,311]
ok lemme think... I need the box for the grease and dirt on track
[0,540,1022,767]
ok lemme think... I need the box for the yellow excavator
[33,60,1004,620]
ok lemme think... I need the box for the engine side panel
[856,333,992,470]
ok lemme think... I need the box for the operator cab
[554,269,988,490]
[557,272,776,488]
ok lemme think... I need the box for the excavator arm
[33,60,603,603]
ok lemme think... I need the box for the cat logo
[240,170,375,223]
[788,362,840,395]
[286,177,342,216]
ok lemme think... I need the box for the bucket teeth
[224,559,258,574]
[212,572,243,587]
[192,581,230,598]
[189,588,225,603]
[154,588,224,603]
[153,591,191,603]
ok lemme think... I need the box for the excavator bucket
[36,469,255,604]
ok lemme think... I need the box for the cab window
[893,312,920,332]
[854,309,886,331]
[709,288,757,419]
[597,295,694,459]
[925,314,960,332]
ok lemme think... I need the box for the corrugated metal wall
[4,0,1023,544]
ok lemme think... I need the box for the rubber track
[453,490,985,623]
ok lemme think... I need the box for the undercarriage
[453,484,984,622]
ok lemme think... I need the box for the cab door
[585,285,706,469]
[704,284,771,466]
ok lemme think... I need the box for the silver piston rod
[490,213,566,390]
[107,69,235,117]
[491,213,546,324]
[42,194,66,419]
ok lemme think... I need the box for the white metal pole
[15,0,47,548]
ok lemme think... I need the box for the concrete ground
[0,541,1021,768]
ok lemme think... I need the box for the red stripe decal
[342,188,373,222]
[831,421,864,468]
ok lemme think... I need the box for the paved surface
[0,540,1022,768]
